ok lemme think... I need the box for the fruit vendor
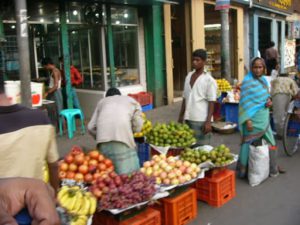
[88,87,144,174]
[41,57,63,116]
[0,77,60,192]
[178,49,217,146]
[0,177,60,225]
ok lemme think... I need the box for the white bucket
[4,81,21,104]
[31,82,43,107]
[4,80,44,107]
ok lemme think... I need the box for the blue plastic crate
[142,104,153,112]
[136,142,150,166]
[15,208,32,225]
[221,104,226,118]
[217,92,228,103]
[224,103,239,125]
[270,113,276,132]
[287,119,300,137]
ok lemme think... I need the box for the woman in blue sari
[237,57,279,178]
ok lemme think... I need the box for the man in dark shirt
[0,76,59,192]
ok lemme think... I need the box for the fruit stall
[20,114,238,225]
[214,79,240,130]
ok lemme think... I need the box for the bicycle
[283,100,300,156]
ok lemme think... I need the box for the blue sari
[237,72,276,178]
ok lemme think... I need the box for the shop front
[250,0,293,73]
[166,0,246,102]
[1,0,179,118]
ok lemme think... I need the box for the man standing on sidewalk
[178,49,217,146]
[271,73,299,139]
[0,76,60,192]
[59,56,82,109]
[265,41,279,75]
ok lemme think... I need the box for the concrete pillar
[280,20,285,73]
[236,7,244,82]
[253,14,259,58]
[59,1,73,108]
[14,0,31,107]
[220,8,231,81]
[190,0,205,50]
[163,4,174,104]
[106,5,116,88]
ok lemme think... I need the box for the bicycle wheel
[283,113,300,156]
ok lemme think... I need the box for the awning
[87,0,182,5]
[61,0,183,6]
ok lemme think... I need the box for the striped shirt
[239,73,270,126]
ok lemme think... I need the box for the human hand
[246,120,253,131]
[266,98,272,108]
[0,178,60,225]
[203,121,212,134]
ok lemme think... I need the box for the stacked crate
[92,207,161,225]
[151,188,197,225]
[194,169,236,207]
[128,92,153,112]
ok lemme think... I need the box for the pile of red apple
[59,146,114,183]
[90,171,156,209]
[141,155,201,186]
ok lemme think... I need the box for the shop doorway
[258,18,272,59]
[170,4,187,99]
[204,3,238,80]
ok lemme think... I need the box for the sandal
[278,166,286,174]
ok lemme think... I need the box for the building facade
[0,0,176,117]
[249,0,293,73]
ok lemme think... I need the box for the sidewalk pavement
[57,101,300,225]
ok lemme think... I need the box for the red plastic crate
[151,188,197,225]
[92,207,161,225]
[205,167,227,178]
[213,102,222,121]
[150,147,184,158]
[128,92,153,106]
[195,169,236,207]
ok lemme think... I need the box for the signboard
[293,21,300,39]
[284,39,295,69]
[253,0,293,14]
[20,9,28,38]
[215,0,231,10]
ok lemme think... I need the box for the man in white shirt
[178,49,217,146]
[88,88,144,174]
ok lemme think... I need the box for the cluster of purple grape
[98,171,156,210]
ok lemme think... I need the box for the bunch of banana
[57,186,97,217]
[43,162,49,183]
[70,215,89,225]
[134,113,152,138]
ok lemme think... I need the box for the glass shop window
[111,6,139,87]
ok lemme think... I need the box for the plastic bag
[248,140,270,187]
